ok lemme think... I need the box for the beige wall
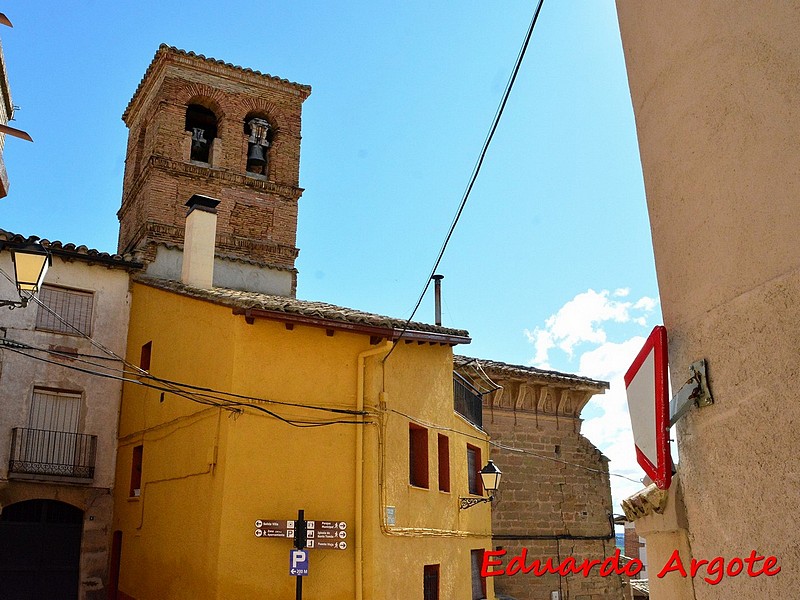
[0,251,134,599]
[616,2,800,598]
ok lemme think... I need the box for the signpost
[253,511,349,599]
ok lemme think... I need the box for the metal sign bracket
[669,359,714,426]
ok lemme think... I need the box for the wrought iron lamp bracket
[459,495,494,510]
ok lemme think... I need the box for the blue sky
[0,1,662,506]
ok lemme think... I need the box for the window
[437,434,450,492]
[423,564,439,600]
[25,388,82,471]
[471,549,487,600]
[409,423,429,488]
[130,445,143,497]
[467,444,482,495]
[29,387,81,433]
[35,285,94,336]
[140,341,152,371]
[185,104,218,163]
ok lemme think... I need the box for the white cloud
[525,289,658,367]
[579,337,645,381]
[524,288,662,510]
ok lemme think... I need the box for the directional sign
[315,540,347,550]
[624,325,672,490]
[254,519,295,539]
[315,529,347,540]
[253,519,348,546]
[290,549,308,577]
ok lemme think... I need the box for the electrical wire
[384,0,546,361]
[387,406,642,485]
[11,337,371,417]
[0,267,370,425]
[0,337,371,428]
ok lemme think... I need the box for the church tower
[117,45,311,296]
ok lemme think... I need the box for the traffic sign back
[624,325,672,490]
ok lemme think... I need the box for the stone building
[615,2,800,599]
[455,356,625,600]
[0,231,141,599]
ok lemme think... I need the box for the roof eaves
[0,229,144,271]
[455,355,609,389]
[134,276,471,345]
[124,44,312,122]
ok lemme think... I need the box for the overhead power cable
[0,264,372,427]
[385,0,546,361]
[388,407,642,485]
[0,340,368,427]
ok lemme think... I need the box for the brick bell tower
[117,45,311,296]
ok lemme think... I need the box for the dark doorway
[0,499,83,599]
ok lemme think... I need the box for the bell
[190,127,208,160]
[247,143,266,168]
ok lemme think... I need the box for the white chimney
[181,194,220,288]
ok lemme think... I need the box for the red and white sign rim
[624,325,672,490]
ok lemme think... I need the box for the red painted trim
[625,325,672,490]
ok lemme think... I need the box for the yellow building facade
[112,278,495,599]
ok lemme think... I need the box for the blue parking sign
[290,549,309,577]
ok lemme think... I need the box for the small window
[437,434,450,492]
[140,341,152,371]
[471,549,487,600]
[29,388,81,433]
[423,564,440,600]
[35,285,94,336]
[467,444,482,495]
[129,445,143,497]
[409,423,429,489]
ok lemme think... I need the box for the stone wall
[456,357,625,600]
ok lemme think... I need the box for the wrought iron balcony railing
[454,372,483,429]
[9,427,97,479]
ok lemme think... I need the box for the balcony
[454,372,483,429]
[8,428,97,480]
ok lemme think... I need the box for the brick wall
[117,46,310,284]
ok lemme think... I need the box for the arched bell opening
[243,112,274,176]
[185,104,219,164]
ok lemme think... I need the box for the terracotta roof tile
[124,44,311,121]
[454,354,608,389]
[0,229,144,270]
[137,276,471,340]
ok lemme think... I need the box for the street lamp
[1,241,51,309]
[460,460,503,510]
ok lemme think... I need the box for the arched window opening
[244,116,273,176]
[185,104,218,163]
